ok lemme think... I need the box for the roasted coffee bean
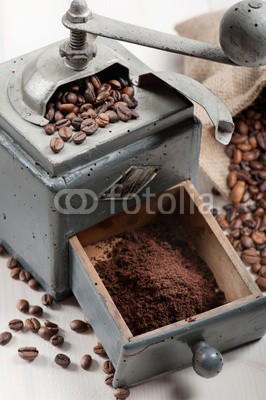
[70,85,80,93]
[50,335,64,347]
[84,84,96,103]
[257,131,266,150]
[89,75,101,89]
[81,119,98,135]
[76,94,85,105]
[236,120,249,135]
[95,113,109,127]
[118,77,128,88]
[65,92,78,104]
[0,332,12,346]
[122,86,134,98]
[251,262,261,274]
[80,103,93,113]
[105,374,114,386]
[73,131,87,145]
[81,354,92,370]
[260,266,266,277]
[41,293,54,306]
[72,117,83,131]
[54,110,64,122]
[44,320,58,328]
[114,388,130,399]
[226,207,237,223]
[46,107,55,122]
[97,83,112,95]
[256,276,266,291]
[105,110,119,123]
[96,91,110,104]
[109,80,122,90]
[28,279,39,290]
[55,119,71,129]
[233,149,242,164]
[261,249,266,265]
[227,171,237,188]
[110,90,121,102]
[17,299,29,313]
[65,112,77,121]
[93,342,107,357]
[50,137,64,154]
[6,257,19,269]
[95,102,109,114]
[44,124,56,135]
[230,181,245,204]
[241,236,254,249]
[241,248,261,265]
[70,320,88,333]
[231,229,241,239]
[131,109,139,119]
[9,319,24,331]
[252,231,266,245]
[11,267,22,279]
[19,270,31,282]
[216,215,229,230]
[58,103,75,114]
[38,327,54,340]
[121,93,135,108]
[114,101,128,109]
[237,143,252,152]
[29,305,43,317]
[116,106,132,122]
[55,353,71,368]
[59,127,73,142]
[25,318,41,333]
[103,360,115,374]
[18,347,39,362]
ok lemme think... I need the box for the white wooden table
[0,0,265,399]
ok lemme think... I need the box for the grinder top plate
[0,37,193,176]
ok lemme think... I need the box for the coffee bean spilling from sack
[216,89,266,291]
[44,75,139,154]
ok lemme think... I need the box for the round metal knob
[219,0,266,67]
[192,341,223,379]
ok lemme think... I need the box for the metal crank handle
[62,0,266,69]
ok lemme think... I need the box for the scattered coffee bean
[72,117,83,131]
[9,319,24,331]
[251,262,261,274]
[6,257,19,269]
[18,347,39,362]
[19,270,31,282]
[93,342,107,357]
[241,236,254,249]
[116,106,132,122]
[260,266,266,277]
[95,113,110,127]
[11,267,22,279]
[0,332,12,346]
[70,320,88,333]
[29,306,43,317]
[81,354,92,370]
[241,248,261,265]
[105,374,114,386]
[73,131,86,145]
[103,360,115,374]
[50,137,64,154]
[50,335,64,347]
[44,124,56,135]
[114,388,130,399]
[256,276,266,291]
[38,327,54,340]
[44,320,58,328]
[55,353,71,368]
[25,318,41,333]
[58,127,73,142]
[28,279,39,290]
[41,293,54,306]
[81,118,98,135]
[17,299,29,313]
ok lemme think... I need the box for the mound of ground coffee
[94,224,226,336]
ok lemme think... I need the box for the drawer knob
[192,340,223,378]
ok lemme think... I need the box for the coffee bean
[0,332,12,346]
[58,103,75,114]
[44,320,58,329]
[81,354,92,370]
[55,119,71,129]
[89,75,101,89]
[236,120,249,135]
[55,353,71,368]
[29,305,43,317]
[241,248,261,265]
[122,86,134,98]
[18,347,39,362]
[97,83,112,95]
[95,102,109,115]
[93,342,107,357]
[256,276,266,291]
[50,137,64,154]
[59,127,73,142]
[105,374,114,386]
[72,117,83,131]
[73,131,86,145]
[28,279,39,290]
[11,267,22,279]
[65,112,77,122]
[6,257,19,269]
[257,131,266,150]
[260,266,266,277]
[116,106,132,122]
[70,320,88,333]
[241,236,254,249]
[25,318,41,333]
[44,124,56,135]
[109,80,122,90]
[105,110,119,124]
[9,319,24,331]
[81,119,98,135]
[76,94,85,105]
[96,91,110,105]
[41,293,54,306]
[38,327,54,340]
[227,171,237,188]
[80,103,93,113]
[230,181,245,204]
[54,111,64,122]
[216,215,229,230]
[114,388,130,399]
[252,231,266,245]
[19,270,31,282]
[65,92,78,105]
[84,85,96,103]
[95,113,109,127]
[17,299,29,313]
[251,262,261,274]
[103,360,115,374]
[46,107,55,122]
[50,335,64,347]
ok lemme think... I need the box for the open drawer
[69,180,266,388]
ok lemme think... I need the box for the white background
[1,1,266,400]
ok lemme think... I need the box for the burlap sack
[175,11,266,198]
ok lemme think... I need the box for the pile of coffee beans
[0,252,131,398]
[7,256,40,291]
[215,89,266,290]
[44,75,139,154]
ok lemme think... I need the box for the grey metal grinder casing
[0,37,202,299]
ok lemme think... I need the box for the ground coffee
[94,224,226,336]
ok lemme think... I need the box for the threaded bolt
[70,30,87,50]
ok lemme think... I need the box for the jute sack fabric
[175,10,266,198]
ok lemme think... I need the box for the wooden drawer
[69,180,266,388]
